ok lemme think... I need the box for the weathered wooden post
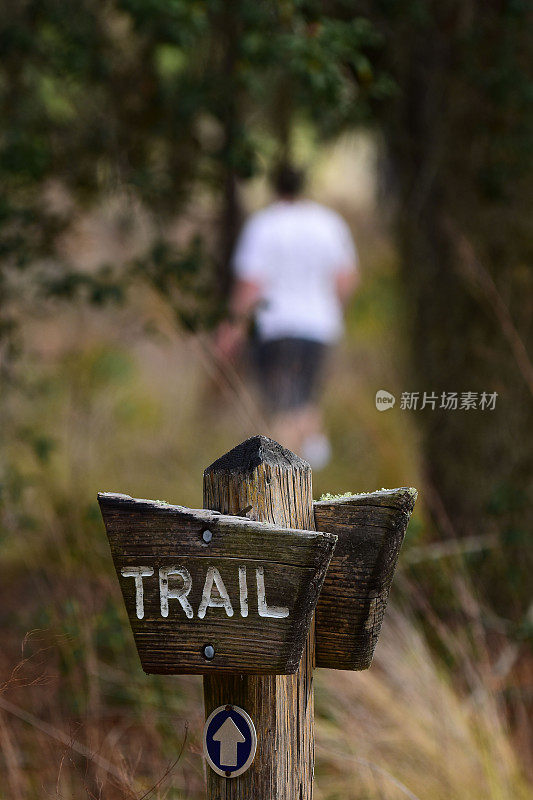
[98,435,416,800]
[203,436,317,799]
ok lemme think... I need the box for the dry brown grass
[0,299,529,798]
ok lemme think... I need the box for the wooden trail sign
[98,435,416,799]
[98,493,336,674]
[314,488,417,670]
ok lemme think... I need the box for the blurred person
[217,163,359,468]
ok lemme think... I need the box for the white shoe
[301,434,332,470]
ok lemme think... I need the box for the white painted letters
[256,566,289,618]
[159,566,193,619]
[198,567,234,619]
[121,566,154,619]
[121,564,290,620]
[238,566,248,617]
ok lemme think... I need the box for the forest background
[1,1,532,797]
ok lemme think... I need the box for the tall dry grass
[0,297,529,798]
[316,602,529,800]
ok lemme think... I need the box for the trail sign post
[99,435,416,799]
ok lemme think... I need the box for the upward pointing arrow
[212,716,245,767]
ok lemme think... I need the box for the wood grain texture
[98,492,335,675]
[314,488,417,670]
[203,435,316,800]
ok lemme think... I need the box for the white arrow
[212,716,245,767]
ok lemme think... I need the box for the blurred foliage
[353,0,533,626]
[0,0,389,346]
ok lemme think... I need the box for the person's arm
[230,278,263,319]
[336,265,360,306]
[329,212,359,307]
[217,212,268,360]
[216,278,262,361]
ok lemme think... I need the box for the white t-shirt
[233,200,357,343]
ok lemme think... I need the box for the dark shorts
[254,337,328,413]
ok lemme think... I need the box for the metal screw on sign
[203,644,215,660]
[98,435,417,798]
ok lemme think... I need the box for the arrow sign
[203,705,257,778]
[213,717,245,766]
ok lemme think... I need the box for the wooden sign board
[98,492,337,675]
[314,488,417,670]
